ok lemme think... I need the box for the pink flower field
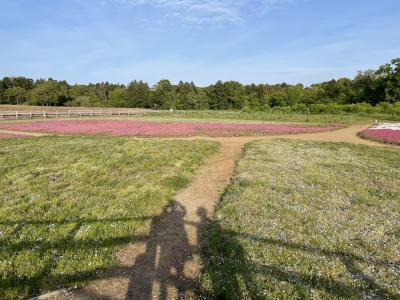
[359,128,400,145]
[0,120,340,137]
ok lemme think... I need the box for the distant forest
[1,58,399,114]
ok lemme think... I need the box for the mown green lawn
[0,136,217,299]
[141,110,399,125]
[200,140,400,299]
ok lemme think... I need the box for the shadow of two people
[125,201,210,300]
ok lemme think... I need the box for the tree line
[1,58,399,112]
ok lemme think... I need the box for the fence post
[110,111,112,117]
[30,111,32,119]
[16,111,18,119]
[91,110,93,117]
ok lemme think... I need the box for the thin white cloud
[110,0,292,24]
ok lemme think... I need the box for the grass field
[0,136,217,299]
[200,140,400,299]
[1,112,399,299]
[2,106,398,126]
[144,110,400,125]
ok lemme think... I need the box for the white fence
[0,110,142,120]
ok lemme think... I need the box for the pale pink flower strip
[0,120,340,137]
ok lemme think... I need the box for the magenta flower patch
[0,120,340,137]
[359,128,400,145]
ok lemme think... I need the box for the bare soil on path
[0,129,48,137]
[179,124,396,147]
[22,124,398,300]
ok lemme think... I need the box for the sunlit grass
[0,136,217,299]
[141,110,396,125]
[200,140,400,299]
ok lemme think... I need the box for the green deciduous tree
[376,58,400,103]
[109,87,128,107]
[152,80,174,109]
[3,87,28,104]
[127,80,151,108]
[29,80,70,106]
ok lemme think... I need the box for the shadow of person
[198,211,265,299]
[195,207,212,250]
[126,201,193,300]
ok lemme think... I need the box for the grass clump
[199,140,400,299]
[0,136,217,299]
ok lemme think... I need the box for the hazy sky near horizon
[1,0,399,86]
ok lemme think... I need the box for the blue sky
[0,0,399,86]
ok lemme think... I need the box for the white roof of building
[371,123,400,131]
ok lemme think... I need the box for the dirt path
[50,140,246,300]
[179,124,396,148]
[24,124,398,300]
[0,129,47,137]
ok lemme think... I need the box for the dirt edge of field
[0,129,48,137]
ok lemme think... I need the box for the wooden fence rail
[0,110,142,120]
